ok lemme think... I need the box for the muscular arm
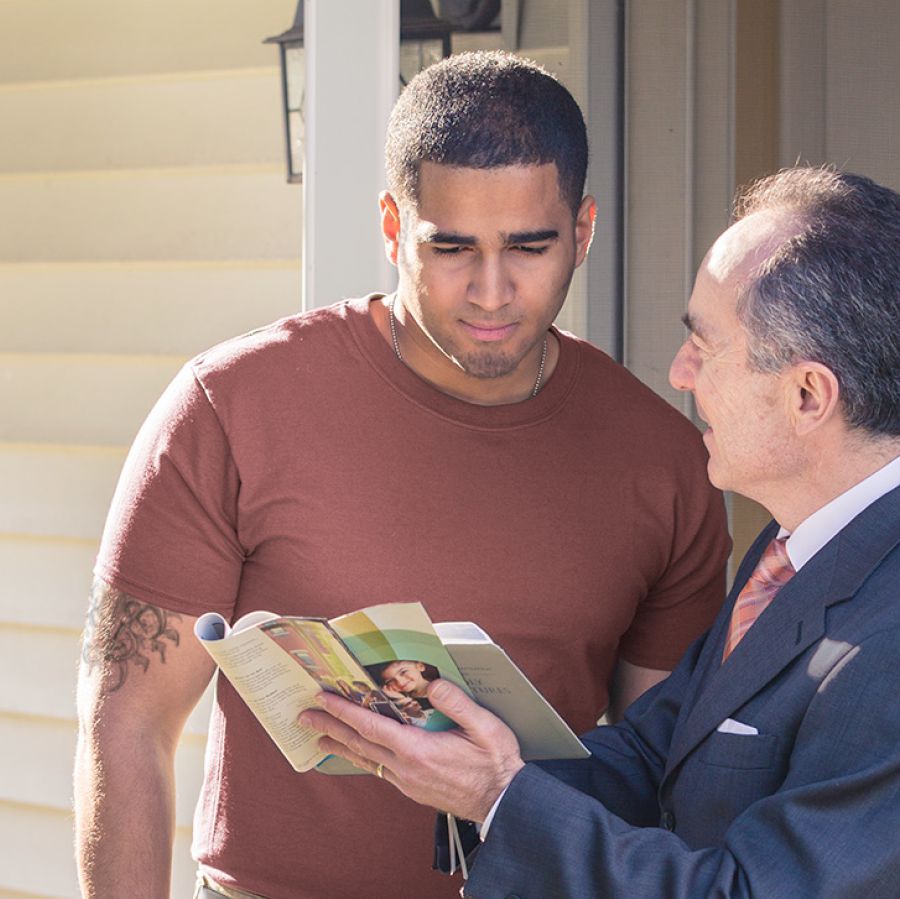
[74,578,215,898]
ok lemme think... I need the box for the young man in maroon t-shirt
[75,51,728,899]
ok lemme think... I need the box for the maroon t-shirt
[96,296,729,898]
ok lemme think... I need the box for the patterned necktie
[722,536,795,662]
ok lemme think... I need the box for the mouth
[697,414,713,442]
[459,320,518,343]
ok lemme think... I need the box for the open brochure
[195,602,588,773]
[432,621,590,763]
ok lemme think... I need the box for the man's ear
[789,361,841,436]
[379,191,401,265]
[574,195,597,267]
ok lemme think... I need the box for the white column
[303,0,399,310]
[567,0,624,359]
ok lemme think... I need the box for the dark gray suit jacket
[465,484,900,898]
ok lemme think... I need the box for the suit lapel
[664,524,779,740]
[664,484,900,780]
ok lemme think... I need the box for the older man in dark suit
[303,166,900,898]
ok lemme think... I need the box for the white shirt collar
[778,454,900,571]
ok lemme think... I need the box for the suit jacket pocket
[698,731,779,770]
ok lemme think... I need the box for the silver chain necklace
[388,298,548,397]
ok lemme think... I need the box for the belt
[195,871,269,899]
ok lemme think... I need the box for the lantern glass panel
[287,109,304,180]
[285,43,305,111]
[284,44,305,181]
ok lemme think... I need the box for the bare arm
[606,659,670,724]
[74,578,215,899]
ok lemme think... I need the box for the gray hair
[734,166,900,437]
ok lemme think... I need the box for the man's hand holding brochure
[195,601,588,775]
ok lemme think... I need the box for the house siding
[0,1,298,895]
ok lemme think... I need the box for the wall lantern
[265,1,453,183]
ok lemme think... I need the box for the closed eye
[511,244,550,255]
[431,245,469,255]
[689,336,711,357]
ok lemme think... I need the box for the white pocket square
[716,717,759,735]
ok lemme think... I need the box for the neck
[761,434,900,531]
[378,295,556,406]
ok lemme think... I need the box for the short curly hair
[385,51,588,215]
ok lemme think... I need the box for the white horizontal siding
[0,800,197,898]
[0,802,80,898]
[0,0,297,84]
[0,626,214,736]
[0,354,185,446]
[0,626,84,721]
[0,168,302,263]
[0,628,211,734]
[0,708,209,823]
[1,2,304,895]
[0,70,284,174]
[0,444,125,540]
[0,262,300,356]
[0,536,95,631]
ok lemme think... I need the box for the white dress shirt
[781,454,900,570]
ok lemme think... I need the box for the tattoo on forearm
[82,580,182,691]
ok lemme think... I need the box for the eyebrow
[424,230,476,246]
[681,312,710,343]
[419,229,560,246]
[506,229,559,244]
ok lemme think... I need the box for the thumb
[427,679,502,734]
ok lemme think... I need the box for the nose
[469,254,513,312]
[669,340,697,392]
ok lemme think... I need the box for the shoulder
[801,611,900,747]
[835,530,900,633]
[558,329,707,456]
[192,297,367,381]
[800,519,900,704]
[183,297,377,411]
[162,296,384,446]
